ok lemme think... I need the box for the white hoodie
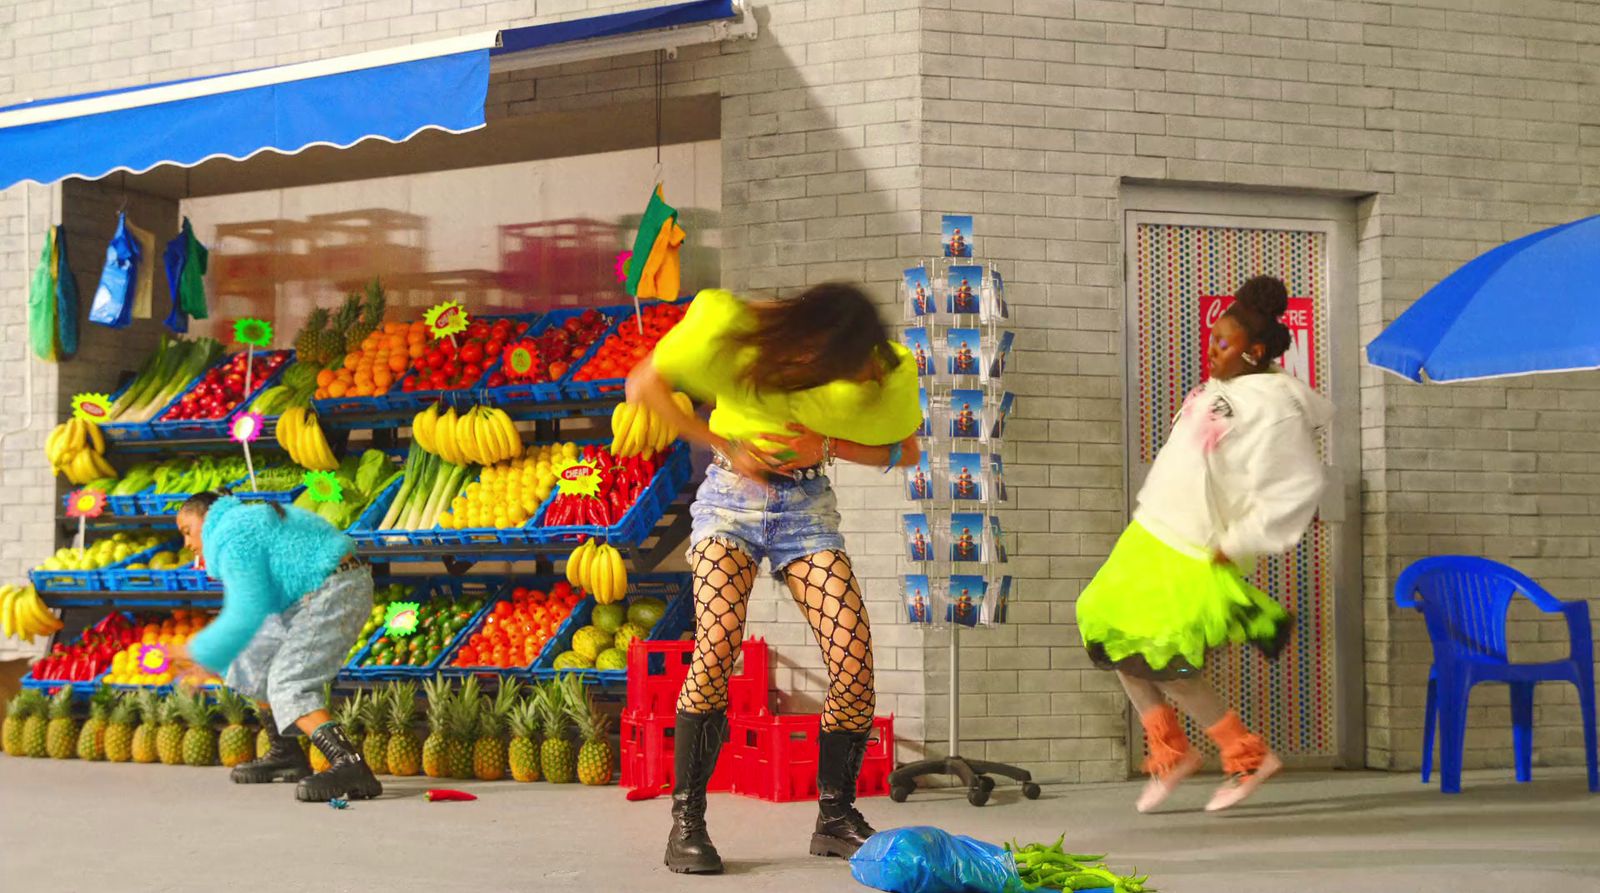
[1133,369,1333,562]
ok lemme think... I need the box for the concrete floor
[1,759,1596,892]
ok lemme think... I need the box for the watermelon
[553,651,593,670]
[626,597,667,630]
[595,648,627,671]
[592,603,626,634]
[613,622,648,656]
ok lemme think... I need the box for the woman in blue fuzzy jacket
[172,491,380,802]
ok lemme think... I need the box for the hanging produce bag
[624,184,687,301]
[90,213,141,328]
[162,217,210,332]
[28,227,59,362]
[127,220,156,319]
[850,827,1026,893]
[55,225,80,358]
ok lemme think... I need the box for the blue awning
[0,0,754,192]
[494,0,735,56]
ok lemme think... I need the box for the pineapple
[44,686,79,760]
[345,279,387,348]
[156,696,186,766]
[22,691,49,758]
[361,687,390,775]
[216,688,255,768]
[565,676,614,786]
[3,691,44,756]
[77,686,116,761]
[447,676,480,780]
[131,690,161,764]
[473,680,519,781]
[534,681,575,784]
[385,682,421,777]
[507,695,542,783]
[104,694,139,763]
[421,675,452,778]
[178,690,219,767]
[327,294,362,360]
[295,308,330,364]
[253,702,273,758]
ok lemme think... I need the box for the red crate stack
[619,639,771,796]
[726,714,894,803]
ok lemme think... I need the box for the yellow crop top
[649,289,922,455]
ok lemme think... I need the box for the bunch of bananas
[566,538,628,604]
[611,393,692,458]
[47,419,115,485]
[412,404,523,467]
[0,584,62,640]
[275,406,339,471]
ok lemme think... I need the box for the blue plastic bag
[90,213,141,328]
[850,827,1026,893]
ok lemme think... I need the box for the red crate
[619,707,735,795]
[625,638,770,718]
[727,714,894,803]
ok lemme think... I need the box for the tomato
[428,370,451,390]
[459,342,484,365]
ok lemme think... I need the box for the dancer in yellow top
[627,283,920,874]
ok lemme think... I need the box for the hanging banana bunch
[46,418,115,485]
[276,406,339,471]
[410,404,522,467]
[566,537,628,605]
[610,392,692,458]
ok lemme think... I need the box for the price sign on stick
[230,412,265,491]
[65,488,106,554]
[72,393,112,425]
[425,301,470,347]
[233,319,273,398]
[303,470,343,504]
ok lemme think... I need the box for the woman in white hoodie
[1077,275,1331,813]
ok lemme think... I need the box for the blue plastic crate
[342,576,504,680]
[440,575,579,679]
[21,668,110,695]
[28,567,102,593]
[98,538,192,591]
[530,572,694,685]
[148,349,294,439]
[385,312,544,413]
[562,299,691,400]
[535,441,692,546]
[476,308,614,406]
[311,391,398,416]
[60,489,144,518]
[95,376,158,443]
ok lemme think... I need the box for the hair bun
[1235,275,1289,319]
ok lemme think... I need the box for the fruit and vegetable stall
[4,285,713,783]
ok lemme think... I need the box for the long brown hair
[729,282,902,393]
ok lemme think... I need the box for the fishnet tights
[676,541,876,733]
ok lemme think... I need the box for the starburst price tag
[138,644,170,675]
[72,393,112,425]
[384,602,421,638]
[506,343,537,377]
[66,489,106,519]
[424,300,469,341]
[614,250,633,283]
[230,412,264,444]
[303,470,343,503]
[553,458,603,498]
[233,318,273,348]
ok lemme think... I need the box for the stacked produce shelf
[30,297,700,700]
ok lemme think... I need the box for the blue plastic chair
[1395,557,1597,793]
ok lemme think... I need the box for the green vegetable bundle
[1006,837,1153,893]
[108,335,225,423]
[291,448,401,529]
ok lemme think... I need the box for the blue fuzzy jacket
[186,497,353,672]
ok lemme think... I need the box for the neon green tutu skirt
[1076,521,1291,680]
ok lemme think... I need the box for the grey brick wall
[3,0,1598,782]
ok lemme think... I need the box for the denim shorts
[688,464,846,580]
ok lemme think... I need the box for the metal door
[1122,205,1360,767]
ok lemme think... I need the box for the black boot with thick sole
[664,710,728,874]
[810,728,877,858]
[231,713,312,784]
[296,722,383,802]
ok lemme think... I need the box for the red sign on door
[1199,294,1317,389]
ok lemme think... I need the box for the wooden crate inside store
[335,268,509,315]
[498,218,619,308]
[211,219,318,300]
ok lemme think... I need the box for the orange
[408,343,425,359]
[388,354,408,373]
[316,368,335,387]
[327,381,348,398]
[373,369,393,390]
[343,353,360,371]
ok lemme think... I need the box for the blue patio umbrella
[1366,214,1600,382]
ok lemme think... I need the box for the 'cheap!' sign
[1199,294,1317,389]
